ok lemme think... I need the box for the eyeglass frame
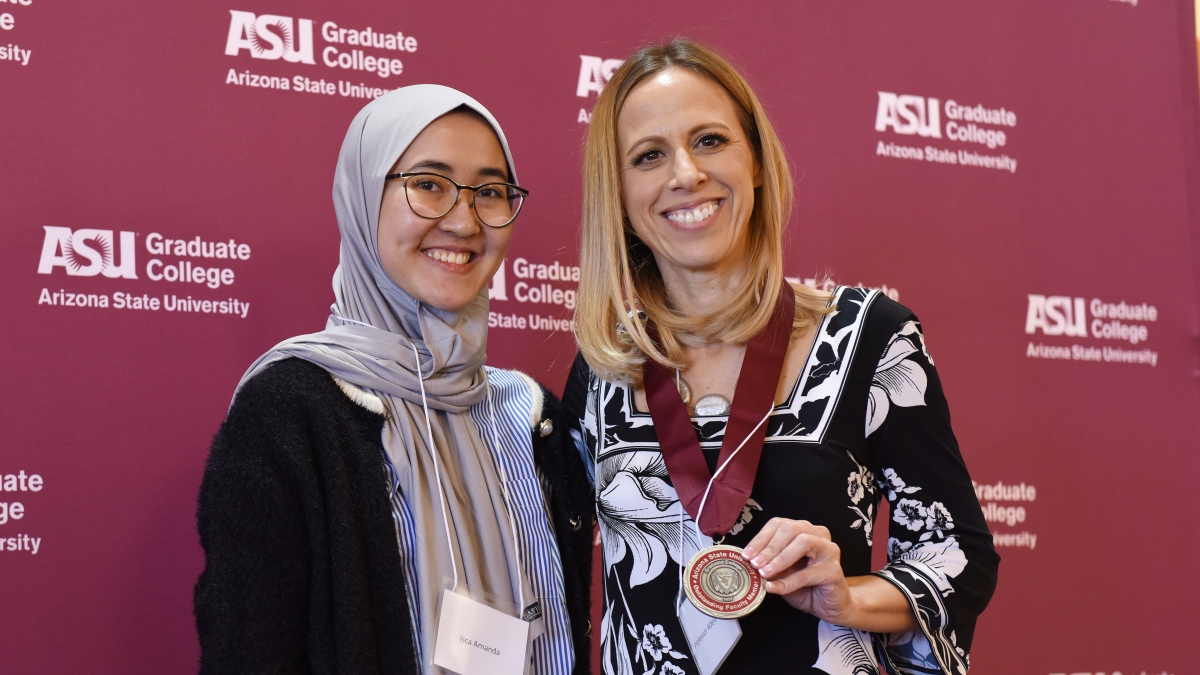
[384,171,529,228]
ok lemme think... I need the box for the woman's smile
[421,247,477,268]
[661,198,724,227]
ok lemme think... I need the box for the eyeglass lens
[405,174,524,227]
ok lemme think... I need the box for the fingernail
[742,547,756,559]
[764,581,774,592]
[760,564,773,576]
[751,555,765,568]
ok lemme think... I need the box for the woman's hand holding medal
[743,518,853,621]
[743,517,918,632]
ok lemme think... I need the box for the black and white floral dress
[564,287,999,675]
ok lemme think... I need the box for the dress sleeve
[194,373,313,675]
[864,316,1000,675]
[562,352,597,487]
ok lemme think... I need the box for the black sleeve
[864,310,1000,675]
[561,351,598,487]
[532,380,595,675]
[193,369,317,675]
[560,351,591,426]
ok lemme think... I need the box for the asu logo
[875,92,942,139]
[1024,294,1087,337]
[576,55,624,97]
[38,227,137,279]
[225,10,316,64]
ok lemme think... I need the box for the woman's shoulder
[234,357,329,403]
[230,357,383,422]
[210,359,387,486]
[482,366,554,432]
[828,286,918,339]
[805,287,928,386]
[824,288,941,397]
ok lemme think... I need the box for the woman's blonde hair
[575,37,830,385]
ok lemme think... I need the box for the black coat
[194,358,593,675]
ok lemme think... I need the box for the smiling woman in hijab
[194,85,592,675]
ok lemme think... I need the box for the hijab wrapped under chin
[235,84,526,672]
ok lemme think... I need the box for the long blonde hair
[575,38,830,385]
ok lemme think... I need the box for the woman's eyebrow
[477,166,509,180]
[406,159,454,174]
[688,121,733,136]
[627,134,666,152]
[405,160,509,182]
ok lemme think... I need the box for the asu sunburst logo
[38,227,137,279]
[224,10,316,65]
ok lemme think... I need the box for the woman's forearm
[841,575,918,633]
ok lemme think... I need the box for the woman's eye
[412,180,442,192]
[697,133,728,149]
[634,149,664,166]
[477,186,502,199]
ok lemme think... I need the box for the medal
[643,282,796,619]
[684,545,766,619]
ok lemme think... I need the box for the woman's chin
[384,259,492,313]
[420,289,481,314]
[640,224,748,275]
[390,273,481,313]
[657,245,747,277]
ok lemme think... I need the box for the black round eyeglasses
[385,171,528,228]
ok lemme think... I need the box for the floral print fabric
[568,287,998,675]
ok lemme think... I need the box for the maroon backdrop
[2,1,1199,673]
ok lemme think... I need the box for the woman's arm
[561,352,598,486]
[194,371,314,675]
[745,308,999,674]
[863,314,999,672]
[530,375,595,675]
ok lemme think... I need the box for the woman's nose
[669,150,705,191]
[437,192,482,236]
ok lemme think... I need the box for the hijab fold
[235,84,526,673]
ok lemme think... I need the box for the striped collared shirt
[382,367,574,675]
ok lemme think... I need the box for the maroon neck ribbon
[643,282,795,537]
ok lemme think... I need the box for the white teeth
[666,201,718,223]
[424,249,471,265]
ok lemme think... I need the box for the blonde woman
[564,40,997,675]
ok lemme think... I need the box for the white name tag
[433,589,531,675]
[677,596,741,675]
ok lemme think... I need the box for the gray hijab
[236,84,527,672]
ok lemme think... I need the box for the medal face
[684,545,765,619]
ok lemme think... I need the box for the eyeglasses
[384,172,528,228]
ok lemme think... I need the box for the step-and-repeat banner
[2,1,1198,673]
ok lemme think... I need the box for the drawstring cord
[409,340,459,592]
[676,405,773,611]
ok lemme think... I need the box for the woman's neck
[657,259,746,320]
